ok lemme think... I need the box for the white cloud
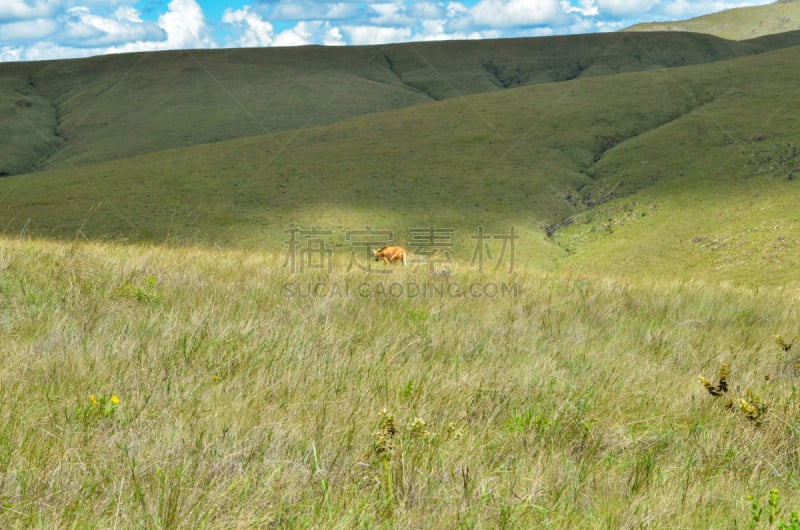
[412,18,490,41]
[223,5,274,46]
[273,20,345,46]
[660,0,701,18]
[446,1,469,18]
[568,17,595,32]
[563,0,598,17]
[0,18,58,42]
[595,19,624,31]
[322,24,345,45]
[1,0,214,60]
[156,0,213,49]
[596,0,657,17]
[273,22,312,46]
[658,0,754,19]
[114,5,143,23]
[270,1,360,21]
[0,1,57,21]
[536,26,557,35]
[12,39,88,61]
[471,0,564,28]
[411,2,445,19]
[0,46,22,61]
[271,1,321,21]
[60,6,165,47]
[343,24,412,44]
[326,4,359,19]
[370,3,414,25]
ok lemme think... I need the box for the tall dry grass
[1,237,799,528]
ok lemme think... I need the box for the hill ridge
[626,0,800,39]
[4,30,800,175]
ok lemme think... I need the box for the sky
[0,0,777,62]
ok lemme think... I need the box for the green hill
[551,45,800,285]
[3,31,800,175]
[626,0,800,40]
[2,41,800,286]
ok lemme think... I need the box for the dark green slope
[578,44,800,202]
[0,72,62,175]
[3,31,800,176]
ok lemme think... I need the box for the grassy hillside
[551,44,800,285]
[3,31,800,175]
[1,236,800,527]
[2,43,800,287]
[626,0,800,40]
[0,49,720,268]
[0,72,61,175]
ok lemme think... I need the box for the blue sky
[0,0,777,62]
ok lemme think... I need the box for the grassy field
[3,15,800,528]
[2,235,800,528]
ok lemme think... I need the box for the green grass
[1,236,800,527]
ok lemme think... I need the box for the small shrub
[739,389,767,426]
[748,488,800,529]
[699,363,768,425]
[699,362,728,396]
[76,393,120,426]
[113,274,160,303]
[774,334,797,353]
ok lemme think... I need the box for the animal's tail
[403,249,408,267]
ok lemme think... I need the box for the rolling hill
[2,30,800,175]
[0,37,799,286]
[626,0,800,40]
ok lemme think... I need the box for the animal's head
[373,247,386,261]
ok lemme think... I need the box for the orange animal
[373,246,409,266]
